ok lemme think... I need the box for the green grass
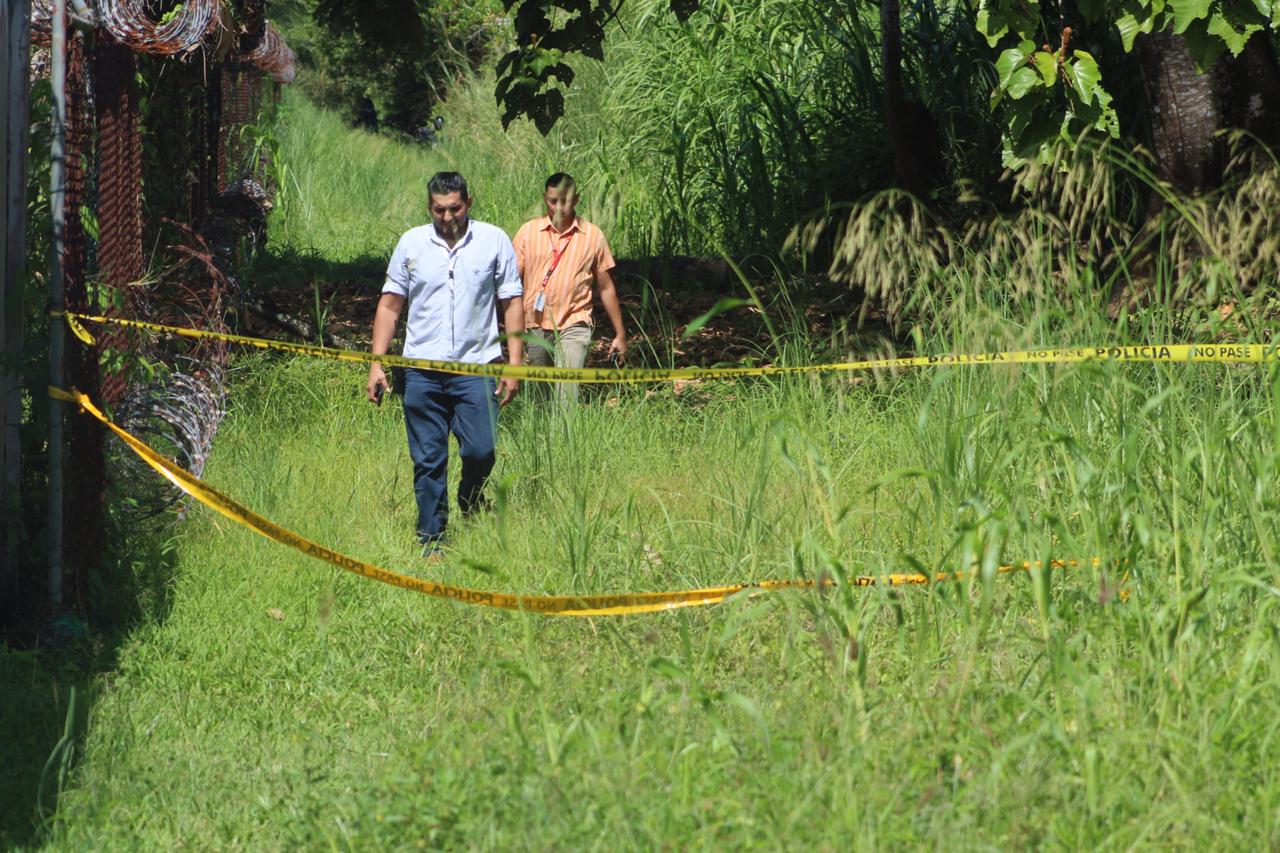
[10,46,1280,848]
[33,350,1280,848]
[267,90,453,261]
[267,83,617,263]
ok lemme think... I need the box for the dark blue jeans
[402,369,498,544]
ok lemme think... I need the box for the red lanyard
[538,229,575,294]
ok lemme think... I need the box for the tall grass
[16,17,1280,849]
[268,84,622,260]
[40,125,1280,846]
[268,93,452,261]
[792,134,1280,343]
[38,312,1280,847]
[278,0,998,262]
[590,0,1000,256]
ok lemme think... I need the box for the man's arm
[596,267,627,359]
[493,229,525,404]
[512,225,528,283]
[496,295,524,406]
[367,293,406,402]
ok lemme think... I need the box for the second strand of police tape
[50,387,1102,616]
[55,311,1280,384]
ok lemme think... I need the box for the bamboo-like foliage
[796,135,1280,340]
[594,0,1000,257]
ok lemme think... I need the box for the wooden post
[1,0,32,600]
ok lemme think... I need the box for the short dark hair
[545,172,576,192]
[428,171,469,200]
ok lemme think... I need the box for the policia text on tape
[51,387,1093,616]
[55,311,1280,384]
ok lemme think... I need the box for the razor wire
[27,0,295,523]
[244,22,295,84]
[113,360,226,519]
[94,0,219,56]
[34,0,232,58]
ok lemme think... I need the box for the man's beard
[436,218,468,240]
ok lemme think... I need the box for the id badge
[534,292,545,311]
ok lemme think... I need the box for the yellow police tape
[54,310,1280,384]
[50,385,1101,615]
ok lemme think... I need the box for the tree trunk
[1136,30,1280,194]
[1135,29,1226,194]
[2,0,32,616]
[1222,33,1280,148]
[881,0,916,195]
[881,0,942,199]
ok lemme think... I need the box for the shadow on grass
[233,246,389,346]
[0,513,178,847]
[247,245,387,295]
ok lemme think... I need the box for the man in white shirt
[366,172,524,557]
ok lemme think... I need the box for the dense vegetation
[5,0,1280,847]
[23,89,1280,845]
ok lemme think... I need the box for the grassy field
[11,65,1280,850]
[37,350,1280,848]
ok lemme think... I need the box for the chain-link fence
[12,0,295,611]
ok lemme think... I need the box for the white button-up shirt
[383,221,523,364]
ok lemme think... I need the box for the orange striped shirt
[513,216,616,331]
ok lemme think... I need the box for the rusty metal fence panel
[11,0,294,610]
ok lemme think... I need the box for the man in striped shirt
[513,173,628,404]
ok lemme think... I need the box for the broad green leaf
[1181,17,1227,66]
[1206,6,1266,55]
[1032,51,1057,85]
[1000,135,1022,169]
[975,8,1003,46]
[1006,66,1044,100]
[994,41,1034,88]
[1065,79,1119,139]
[1066,51,1104,102]
[1007,100,1035,138]
[1010,111,1061,160]
[1115,11,1155,51]
[526,48,564,77]
[976,1,1040,48]
[1170,0,1213,33]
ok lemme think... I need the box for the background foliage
[274,0,506,132]
[7,0,1280,847]
[22,89,1280,847]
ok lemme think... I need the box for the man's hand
[497,294,524,407]
[596,269,628,365]
[495,377,519,406]
[367,364,388,403]
[368,293,405,404]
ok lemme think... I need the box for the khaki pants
[527,323,592,406]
